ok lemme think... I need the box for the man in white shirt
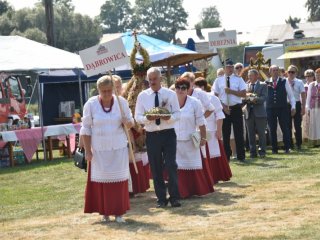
[135,67,181,208]
[286,65,306,150]
[266,65,296,154]
[212,58,247,162]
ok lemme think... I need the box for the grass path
[1,147,320,240]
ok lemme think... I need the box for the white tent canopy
[0,36,84,71]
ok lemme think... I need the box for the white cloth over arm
[285,79,296,108]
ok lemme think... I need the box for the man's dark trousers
[146,128,180,203]
[267,106,291,151]
[287,101,302,148]
[222,104,245,160]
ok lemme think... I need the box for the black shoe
[259,154,266,158]
[296,145,302,151]
[285,149,292,154]
[272,150,278,154]
[156,200,168,208]
[238,158,245,163]
[170,200,181,208]
[250,153,257,159]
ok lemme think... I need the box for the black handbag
[73,147,87,171]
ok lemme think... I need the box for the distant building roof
[266,21,320,43]
[174,21,320,46]
[174,27,252,45]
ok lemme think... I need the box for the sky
[8,0,309,31]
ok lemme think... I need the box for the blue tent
[102,31,216,68]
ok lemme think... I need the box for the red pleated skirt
[143,163,151,184]
[178,169,214,198]
[201,146,215,187]
[129,161,150,194]
[84,163,130,216]
[208,140,232,183]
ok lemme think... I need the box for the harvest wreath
[130,42,151,77]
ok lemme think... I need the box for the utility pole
[44,0,55,46]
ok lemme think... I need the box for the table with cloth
[0,123,81,167]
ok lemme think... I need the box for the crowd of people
[79,60,320,223]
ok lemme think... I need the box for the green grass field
[1,147,320,240]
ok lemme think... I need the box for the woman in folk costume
[81,76,134,223]
[302,69,315,142]
[114,74,150,195]
[174,78,214,198]
[194,77,232,183]
[306,68,320,146]
[180,72,215,186]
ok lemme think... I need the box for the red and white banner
[208,30,237,49]
[79,38,129,77]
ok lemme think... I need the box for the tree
[0,4,102,52]
[99,0,133,33]
[39,0,74,11]
[285,16,301,28]
[53,6,102,52]
[134,0,188,41]
[0,0,12,15]
[54,0,74,11]
[0,12,14,35]
[195,6,221,29]
[305,0,320,21]
[24,28,47,43]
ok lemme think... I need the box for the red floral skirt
[84,163,130,216]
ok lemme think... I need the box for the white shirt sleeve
[239,77,247,91]
[213,78,220,95]
[212,96,225,120]
[198,90,214,111]
[306,83,313,110]
[166,91,181,124]
[300,81,306,93]
[120,97,134,124]
[80,100,93,136]
[285,79,296,109]
[134,93,151,125]
[194,98,205,127]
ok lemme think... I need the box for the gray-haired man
[135,67,181,208]
[244,69,268,158]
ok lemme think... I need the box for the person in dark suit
[243,69,267,158]
[266,65,296,154]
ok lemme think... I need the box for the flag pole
[108,71,138,174]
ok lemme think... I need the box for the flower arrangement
[144,107,171,116]
[246,93,258,103]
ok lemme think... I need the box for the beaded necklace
[99,96,114,113]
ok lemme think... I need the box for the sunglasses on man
[288,71,296,74]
